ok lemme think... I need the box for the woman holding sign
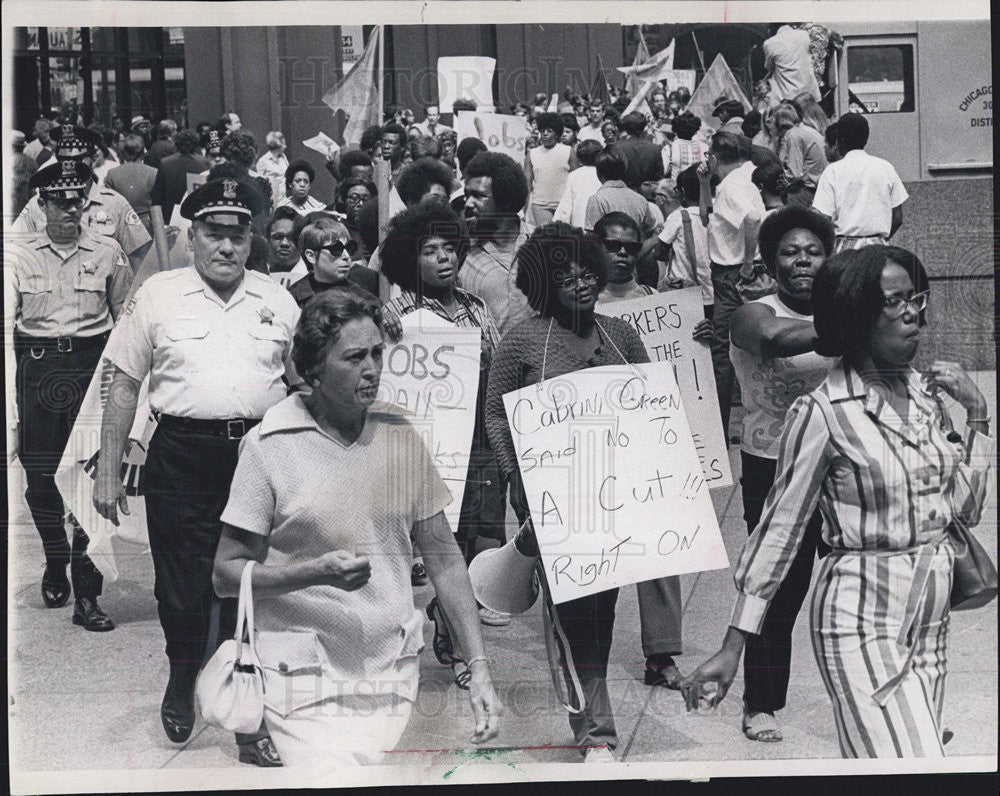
[213,287,501,766]
[683,246,993,757]
[485,222,666,763]
[727,206,835,742]
[380,204,508,607]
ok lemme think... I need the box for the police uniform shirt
[108,266,301,420]
[12,182,152,256]
[5,228,134,338]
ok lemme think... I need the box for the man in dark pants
[7,160,134,630]
[93,175,301,765]
[697,132,764,439]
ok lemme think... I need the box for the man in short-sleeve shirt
[13,126,152,269]
[812,112,908,251]
[93,175,299,759]
[6,161,133,633]
[700,131,765,437]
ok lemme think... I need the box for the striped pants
[809,541,953,758]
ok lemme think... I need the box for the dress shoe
[238,736,284,767]
[644,655,683,690]
[72,597,116,631]
[161,668,197,743]
[41,564,71,608]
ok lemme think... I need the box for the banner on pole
[503,362,729,604]
[687,54,752,132]
[376,310,482,534]
[454,112,529,161]
[54,343,157,583]
[600,288,732,488]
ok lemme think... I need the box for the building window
[846,43,915,114]
[13,26,184,131]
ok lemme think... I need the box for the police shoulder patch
[125,209,142,226]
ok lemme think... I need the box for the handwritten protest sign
[438,56,496,112]
[602,288,732,488]
[503,362,729,604]
[662,68,697,92]
[54,342,157,582]
[454,112,530,161]
[376,309,482,534]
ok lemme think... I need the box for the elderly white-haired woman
[213,286,501,767]
[256,130,289,203]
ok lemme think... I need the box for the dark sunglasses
[601,238,642,257]
[317,239,359,259]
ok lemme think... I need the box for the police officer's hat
[179,175,265,224]
[711,97,746,119]
[200,129,224,152]
[29,159,94,199]
[49,125,102,160]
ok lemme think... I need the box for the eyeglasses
[601,239,642,257]
[317,239,359,259]
[554,271,599,289]
[882,290,929,318]
[344,193,370,205]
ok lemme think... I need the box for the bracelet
[466,656,489,668]
[966,415,990,424]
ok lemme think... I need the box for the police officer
[6,161,134,631]
[13,126,152,269]
[93,175,299,763]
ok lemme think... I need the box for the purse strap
[235,560,257,665]
[680,208,698,283]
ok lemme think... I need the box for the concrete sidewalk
[7,376,997,784]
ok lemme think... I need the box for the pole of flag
[377,24,385,125]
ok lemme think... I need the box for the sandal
[742,710,783,742]
[426,598,459,665]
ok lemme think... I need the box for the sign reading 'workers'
[603,287,733,488]
[503,362,729,604]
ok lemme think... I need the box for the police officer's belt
[14,330,110,354]
[158,414,262,440]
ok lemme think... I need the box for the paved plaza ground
[7,375,996,791]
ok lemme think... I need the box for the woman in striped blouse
[682,245,993,757]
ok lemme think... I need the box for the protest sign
[376,309,482,534]
[438,56,496,113]
[503,362,729,604]
[454,112,530,161]
[302,131,341,158]
[54,343,157,582]
[601,288,732,488]
[662,68,697,93]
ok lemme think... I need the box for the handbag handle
[234,560,258,666]
[680,208,699,284]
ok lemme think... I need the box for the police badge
[81,261,98,275]
[222,179,238,200]
[257,307,275,325]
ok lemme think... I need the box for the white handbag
[195,560,265,733]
